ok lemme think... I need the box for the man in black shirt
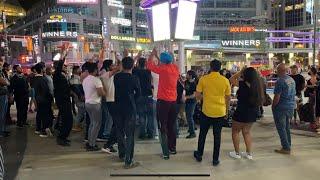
[114,57,141,169]
[290,65,305,123]
[53,58,73,146]
[185,70,198,139]
[33,63,53,137]
[176,74,186,136]
[10,65,29,128]
[133,58,154,139]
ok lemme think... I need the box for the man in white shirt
[100,60,119,153]
[82,63,105,151]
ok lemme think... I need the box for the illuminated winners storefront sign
[42,31,78,38]
[221,40,261,47]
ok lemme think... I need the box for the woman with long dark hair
[229,67,264,160]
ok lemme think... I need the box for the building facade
[184,0,273,69]
[270,0,319,66]
[9,0,151,63]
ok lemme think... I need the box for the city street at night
[1,107,320,180]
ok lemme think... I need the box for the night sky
[17,0,40,10]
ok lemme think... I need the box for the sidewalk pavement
[2,107,320,180]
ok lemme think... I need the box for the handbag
[263,94,272,106]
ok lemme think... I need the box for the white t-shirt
[100,70,115,102]
[151,72,159,100]
[82,75,103,104]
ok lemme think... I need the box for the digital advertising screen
[57,0,98,4]
[152,2,171,41]
[174,0,197,40]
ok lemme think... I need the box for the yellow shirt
[197,72,231,118]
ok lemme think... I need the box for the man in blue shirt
[272,63,296,155]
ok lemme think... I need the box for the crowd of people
[0,46,320,169]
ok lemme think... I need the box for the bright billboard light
[152,2,171,41]
[57,0,98,4]
[175,0,197,40]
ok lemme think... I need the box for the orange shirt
[147,60,179,102]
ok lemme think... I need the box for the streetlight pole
[1,0,9,63]
[313,7,317,65]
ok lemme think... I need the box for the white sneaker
[35,131,40,135]
[229,151,241,159]
[101,147,112,154]
[154,135,159,140]
[241,152,253,160]
[45,128,53,137]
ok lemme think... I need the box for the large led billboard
[175,0,197,40]
[152,2,171,41]
[57,0,98,4]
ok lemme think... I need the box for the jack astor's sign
[221,40,261,47]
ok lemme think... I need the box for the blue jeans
[99,100,112,138]
[153,99,159,136]
[137,96,155,137]
[0,95,8,134]
[185,100,197,135]
[273,108,294,151]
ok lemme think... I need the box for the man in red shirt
[147,49,180,159]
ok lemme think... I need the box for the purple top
[140,0,200,8]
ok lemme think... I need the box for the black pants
[105,102,117,148]
[197,114,224,162]
[56,99,73,140]
[157,100,177,153]
[85,112,90,140]
[36,101,52,132]
[15,96,29,126]
[114,112,136,165]
[6,103,12,122]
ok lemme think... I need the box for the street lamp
[313,8,317,66]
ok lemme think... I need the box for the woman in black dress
[305,67,318,129]
[229,67,264,160]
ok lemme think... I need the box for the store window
[119,26,133,35]
[216,0,256,8]
[83,21,101,34]
[43,23,80,32]
[200,0,215,8]
[123,0,132,6]
[137,27,148,36]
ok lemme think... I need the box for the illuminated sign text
[137,38,151,43]
[111,17,131,26]
[221,40,261,47]
[57,0,98,4]
[110,35,135,41]
[42,31,78,38]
